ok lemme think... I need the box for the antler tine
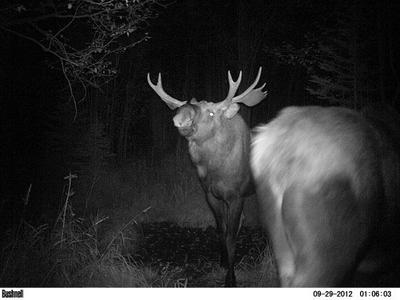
[222,70,243,103]
[147,73,186,109]
[258,83,267,93]
[232,67,263,103]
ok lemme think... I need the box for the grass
[0,170,185,287]
[235,242,279,287]
[0,208,273,287]
[84,151,259,228]
[3,150,399,287]
[0,203,191,287]
[0,164,273,287]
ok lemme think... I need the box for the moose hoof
[224,272,237,287]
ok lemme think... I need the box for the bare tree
[0,0,165,117]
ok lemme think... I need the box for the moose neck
[187,115,250,169]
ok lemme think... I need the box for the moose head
[147,67,267,141]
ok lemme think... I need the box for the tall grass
[0,151,268,287]
[0,173,187,287]
[85,150,259,228]
[84,150,212,227]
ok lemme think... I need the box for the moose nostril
[173,116,191,128]
[173,117,182,128]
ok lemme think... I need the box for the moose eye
[209,112,214,117]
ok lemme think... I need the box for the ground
[133,222,274,287]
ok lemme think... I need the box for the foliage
[305,16,370,107]
[72,115,114,175]
[0,172,268,287]
[266,3,377,107]
[0,0,165,113]
[267,39,316,69]
[0,174,181,287]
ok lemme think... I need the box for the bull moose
[147,67,267,286]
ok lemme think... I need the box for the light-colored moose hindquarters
[250,105,383,286]
[251,106,380,203]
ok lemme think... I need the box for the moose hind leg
[282,177,370,287]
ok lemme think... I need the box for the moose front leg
[206,192,228,269]
[206,191,244,287]
[224,194,244,287]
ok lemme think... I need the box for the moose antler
[222,67,267,107]
[147,73,187,110]
[222,70,243,103]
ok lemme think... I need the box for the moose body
[180,102,253,200]
[251,105,400,286]
[147,68,267,286]
[176,101,253,285]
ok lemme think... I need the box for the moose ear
[190,98,198,104]
[224,103,240,119]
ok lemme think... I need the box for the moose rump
[251,106,400,286]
